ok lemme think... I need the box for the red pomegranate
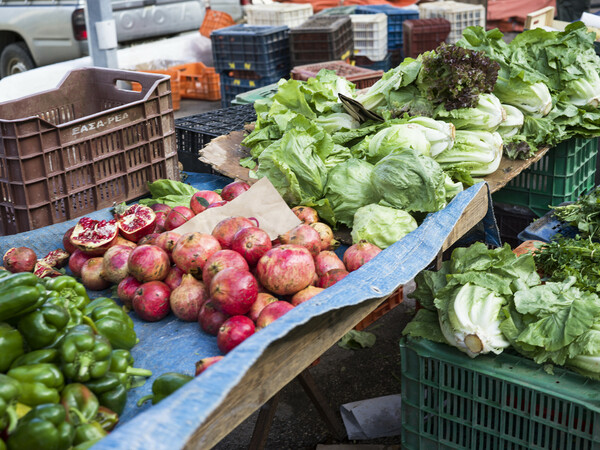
[102,244,133,284]
[132,281,171,322]
[247,292,279,323]
[171,232,221,276]
[291,206,319,224]
[153,212,168,234]
[221,181,251,201]
[62,227,77,254]
[343,241,382,272]
[211,216,256,249]
[230,227,272,267]
[70,217,119,256]
[198,300,230,336]
[113,235,138,249]
[256,245,315,296]
[202,249,249,288]
[3,247,37,273]
[127,245,170,282]
[154,231,181,260]
[210,268,258,316]
[291,286,324,306]
[217,315,255,354]
[81,257,110,291]
[310,222,339,251]
[115,203,156,242]
[164,206,195,231]
[164,265,185,291]
[317,268,349,289]
[195,356,224,376]
[314,251,346,277]
[68,249,93,278]
[279,224,321,258]
[117,275,143,308]
[256,301,295,329]
[190,190,223,215]
[206,201,228,209]
[169,274,208,322]
[150,203,172,214]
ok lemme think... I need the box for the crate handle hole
[115,79,144,93]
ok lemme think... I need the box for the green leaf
[402,309,447,344]
[239,157,257,169]
[338,330,376,350]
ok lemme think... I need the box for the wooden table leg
[248,392,281,450]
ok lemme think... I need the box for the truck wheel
[0,42,36,78]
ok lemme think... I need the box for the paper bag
[173,177,301,238]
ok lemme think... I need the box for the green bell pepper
[6,363,64,406]
[84,373,127,416]
[82,297,118,317]
[108,349,152,389]
[10,349,59,369]
[0,323,24,373]
[72,421,107,446]
[6,403,75,450]
[0,374,21,434]
[58,326,112,382]
[45,276,89,310]
[94,406,119,432]
[137,372,193,406]
[0,439,6,450]
[0,273,46,322]
[72,438,103,450]
[17,304,70,350]
[60,384,99,426]
[92,316,138,351]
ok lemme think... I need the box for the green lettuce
[350,203,417,249]
[434,93,506,131]
[433,130,503,176]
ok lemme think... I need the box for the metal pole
[85,0,118,68]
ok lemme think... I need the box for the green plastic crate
[230,82,280,105]
[400,337,600,450]
[492,136,598,217]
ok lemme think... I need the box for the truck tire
[0,42,35,78]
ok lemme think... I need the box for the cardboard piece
[340,394,403,440]
[172,177,301,239]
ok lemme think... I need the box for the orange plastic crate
[173,63,221,101]
[199,9,236,38]
[133,69,181,111]
[354,286,403,331]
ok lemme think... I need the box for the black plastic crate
[220,72,286,108]
[175,104,257,172]
[493,202,538,248]
[290,16,354,65]
[211,25,291,74]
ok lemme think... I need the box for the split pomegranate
[314,251,346,277]
[317,268,349,289]
[212,217,256,249]
[256,301,294,329]
[221,181,251,201]
[70,217,119,256]
[169,274,208,322]
[3,247,37,273]
[68,249,93,278]
[291,206,319,224]
[343,241,382,272]
[132,281,171,322]
[164,265,185,291]
[117,276,143,308]
[217,315,255,354]
[278,224,322,258]
[202,249,249,288]
[62,227,77,254]
[38,249,70,269]
[81,257,110,291]
[33,262,61,279]
[291,286,324,306]
[102,245,133,284]
[256,245,315,296]
[210,268,258,316]
[165,206,195,231]
[247,292,278,323]
[195,356,224,376]
[310,222,339,251]
[127,245,170,282]
[198,300,230,336]
[171,232,221,276]
[115,203,156,242]
[230,227,272,267]
[190,190,223,215]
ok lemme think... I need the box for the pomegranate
[292,206,319,224]
[117,276,143,308]
[256,301,295,329]
[38,249,70,269]
[113,236,138,249]
[68,249,93,278]
[314,251,346,277]
[198,300,230,335]
[343,241,382,272]
[150,203,172,214]
[291,286,324,306]
[114,203,156,242]
[171,232,221,276]
[310,222,339,251]
[153,212,168,234]
[190,190,223,215]
[221,181,251,201]
[279,224,321,258]
[3,247,37,273]
[311,271,319,287]
[70,217,119,256]
[210,268,258,316]
[195,356,224,376]
[211,217,255,249]
[317,268,349,288]
[154,231,181,258]
[102,245,133,284]
[202,249,249,288]
[165,206,195,231]
[34,262,61,279]
[247,292,278,323]
[62,227,77,254]
[128,245,170,282]
[206,201,228,209]
[217,315,255,354]
[230,227,272,267]
[164,266,185,291]
[256,245,315,296]
[136,234,159,246]
[81,257,110,291]
[169,275,208,321]
[132,281,171,322]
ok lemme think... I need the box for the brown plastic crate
[402,18,451,59]
[291,60,383,89]
[172,62,221,101]
[0,67,178,235]
[354,286,403,331]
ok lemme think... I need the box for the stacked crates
[211,25,291,107]
[291,61,383,89]
[289,16,354,65]
[244,3,313,27]
[418,1,485,44]
[355,5,419,65]
[402,18,451,59]
[350,14,388,63]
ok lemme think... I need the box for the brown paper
[173,177,301,239]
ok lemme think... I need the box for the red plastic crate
[172,62,221,101]
[402,18,451,59]
[0,67,178,235]
[291,60,383,89]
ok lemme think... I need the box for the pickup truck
[0,0,207,78]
